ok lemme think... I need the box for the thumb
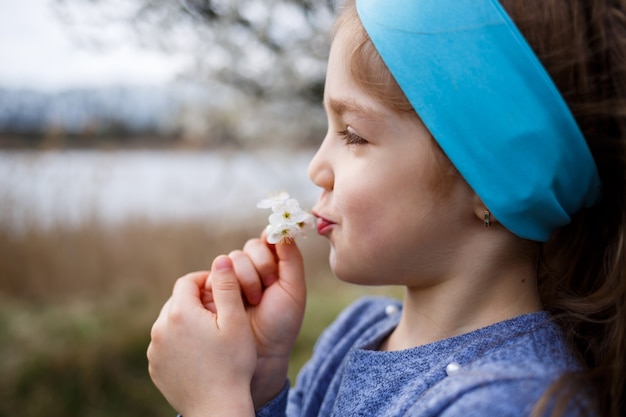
[210,255,247,329]
[275,241,306,302]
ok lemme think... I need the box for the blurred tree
[51,0,336,103]
[50,0,337,147]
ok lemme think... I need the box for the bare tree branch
[51,0,336,103]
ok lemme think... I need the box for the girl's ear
[472,194,498,226]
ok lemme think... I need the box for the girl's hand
[203,237,307,408]
[147,256,256,417]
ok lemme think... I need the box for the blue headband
[356,0,601,241]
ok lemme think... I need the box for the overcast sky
[0,0,188,91]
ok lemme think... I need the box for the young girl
[147,0,626,416]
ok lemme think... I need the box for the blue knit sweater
[256,297,591,417]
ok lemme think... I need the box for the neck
[382,233,541,351]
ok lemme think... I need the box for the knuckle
[166,303,186,325]
[150,322,163,343]
[172,275,188,291]
[244,241,276,270]
[242,238,265,256]
[228,249,246,262]
[243,237,263,249]
[213,276,241,292]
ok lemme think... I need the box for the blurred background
[0,0,400,415]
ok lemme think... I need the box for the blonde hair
[331,2,413,114]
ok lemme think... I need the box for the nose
[308,133,334,191]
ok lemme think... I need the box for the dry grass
[0,217,399,416]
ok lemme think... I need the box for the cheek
[336,166,442,248]
[336,175,412,263]
[336,177,386,232]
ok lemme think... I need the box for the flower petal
[267,223,300,244]
[259,192,311,244]
[257,191,290,209]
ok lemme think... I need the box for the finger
[174,271,210,296]
[149,297,172,347]
[173,271,209,299]
[260,229,279,257]
[274,241,306,303]
[228,249,264,305]
[157,297,172,320]
[202,287,216,313]
[243,238,279,287]
[168,271,211,318]
[210,255,248,329]
[202,274,216,312]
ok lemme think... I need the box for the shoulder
[287,296,401,412]
[410,313,590,417]
[313,296,401,352]
[430,379,589,417]
[330,295,401,328]
[297,296,400,376]
[471,312,580,375]
[429,373,592,417]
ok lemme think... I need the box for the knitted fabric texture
[256,297,591,417]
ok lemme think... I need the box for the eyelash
[338,129,368,145]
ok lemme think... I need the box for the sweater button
[446,362,461,376]
[385,304,399,315]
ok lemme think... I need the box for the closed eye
[338,129,368,145]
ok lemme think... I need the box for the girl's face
[309,27,477,286]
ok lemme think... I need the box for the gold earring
[484,210,491,228]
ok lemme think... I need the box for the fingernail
[213,256,232,272]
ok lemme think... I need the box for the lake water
[0,149,320,231]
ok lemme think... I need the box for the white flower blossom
[298,210,316,233]
[256,191,290,209]
[265,223,301,244]
[269,198,309,226]
[258,192,314,244]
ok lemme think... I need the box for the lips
[313,212,336,235]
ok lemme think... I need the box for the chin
[329,252,384,286]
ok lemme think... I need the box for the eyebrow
[326,97,386,121]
